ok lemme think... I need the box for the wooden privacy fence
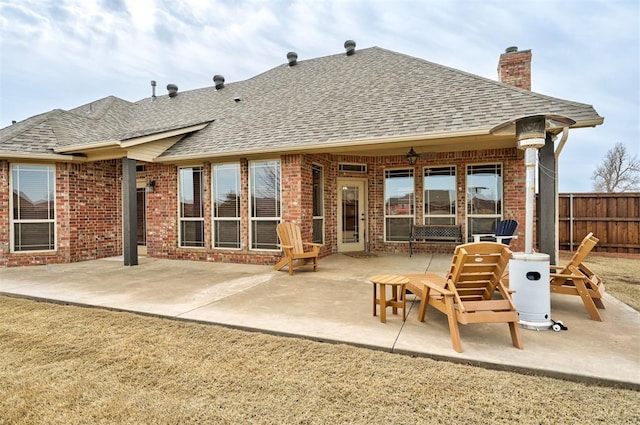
[551,193,639,254]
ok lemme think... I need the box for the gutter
[154,128,493,163]
[554,126,570,158]
[0,151,87,162]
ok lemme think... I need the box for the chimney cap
[505,46,519,54]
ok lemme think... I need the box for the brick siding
[498,48,532,91]
[2,147,527,266]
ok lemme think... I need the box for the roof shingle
[0,46,602,159]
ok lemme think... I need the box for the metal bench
[409,224,462,257]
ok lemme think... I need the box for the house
[0,42,603,267]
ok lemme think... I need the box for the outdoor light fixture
[145,180,156,193]
[405,147,420,166]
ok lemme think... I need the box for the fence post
[569,193,574,251]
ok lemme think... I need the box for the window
[384,169,414,241]
[179,167,204,247]
[312,164,324,244]
[212,163,241,249]
[249,160,281,250]
[424,166,457,225]
[338,163,367,173]
[467,164,502,241]
[11,164,56,251]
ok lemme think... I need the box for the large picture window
[212,163,241,249]
[384,169,414,242]
[424,166,456,225]
[179,167,204,247]
[466,164,502,241]
[312,164,324,244]
[249,160,281,250]
[11,164,55,251]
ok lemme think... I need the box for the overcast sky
[0,0,638,192]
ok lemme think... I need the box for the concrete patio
[1,253,638,389]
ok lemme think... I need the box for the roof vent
[505,46,518,54]
[344,40,356,56]
[287,51,298,66]
[167,84,178,97]
[151,80,157,99]
[213,75,225,90]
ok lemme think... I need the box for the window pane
[312,165,323,216]
[424,166,456,216]
[252,220,278,250]
[385,169,414,216]
[384,169,413,242]
[312,218,323,244]
[180,221,204,247]
[213,164,240,218]
[14,222,55,251]
[180,167,203,218]
[425,216,456,225]
[12,165,55,252]
[385,217,413,242]
[214,221,240,248]
[12,165,54,220]
[250,160,280,250]
[341,185,360,243]
[468,217,500,237]
[250,161,281,218]
[137,188,146,245]
[312,165,323,244]
[467,164,502,215]
[467,164,502,241]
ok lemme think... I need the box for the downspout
[553,127,570,259]
[554,126,570,158]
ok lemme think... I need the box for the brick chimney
[498,46,532,90]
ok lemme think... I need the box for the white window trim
[423,165,457,225]
[178,166,205,249]
[383,167,415,243]
[9,163,57,253]
[248,159,282,251]
[211,162,242,250]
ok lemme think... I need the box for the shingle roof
[0,46,602,160]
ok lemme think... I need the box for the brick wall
[144,161,281,265]
[66,161,122,262]
[0,161,9,266]
[2,160,122,266]
[2,147,528,267]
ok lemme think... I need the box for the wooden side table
[369,274,409,323]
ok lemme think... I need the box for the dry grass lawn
[1,272,639,425]
[579,254,640,312]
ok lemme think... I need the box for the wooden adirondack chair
[403,242,522,353]
[273,222,322,275]
[550,232,605,321]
